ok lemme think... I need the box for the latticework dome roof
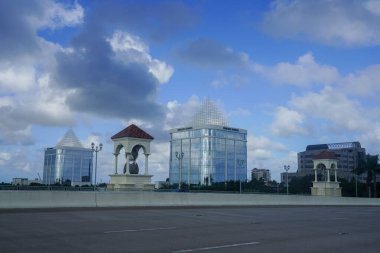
[190,99,229,127]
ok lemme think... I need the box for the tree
[288,175,314,195]
[360,154,379,198]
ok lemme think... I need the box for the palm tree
[360,154,379,198]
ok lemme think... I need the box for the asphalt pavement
[1,206,379,253]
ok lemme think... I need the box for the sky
[1,0,380,183]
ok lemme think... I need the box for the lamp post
[175,151,184,190]
[284,165,290,195]
[91,142,103,190]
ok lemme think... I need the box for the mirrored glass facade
[43,147,93,186]
[169,125,247,185]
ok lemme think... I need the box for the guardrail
[0,185,99,191]
[0,185,308,196]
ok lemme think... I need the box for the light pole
[175,151,184,190]
[91,142,103,190]
[284,165,290,195]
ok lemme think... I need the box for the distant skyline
[1,0,380,183]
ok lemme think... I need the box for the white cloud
[246,134,289,178]
[107,30,174,84]
[164,95,202,130]
[0,63,35,92]
[261,0,380,47]
[271,106,308,136]
[255,53,339,87]
[246,134,297,181]
[0,73,74,145]
[210,73,249,88]
[0,149,32,173]
[228,108,252,117]
[364,0,380,16]
[28,0,84,30]
[341,64,380,97]
[0,152,11,166]
[290,86,369,132]
[149,141,171,181]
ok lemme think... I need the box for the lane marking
[172,241,260,252]
[104,226,176,234]
[203,211,255,218]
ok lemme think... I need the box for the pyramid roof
[56,129,84,148]
[111,124,154,140]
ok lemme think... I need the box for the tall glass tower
[43,129,93,186]
[169,99,247,185]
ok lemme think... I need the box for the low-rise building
[297,142,366,181]
[251,168,271,183]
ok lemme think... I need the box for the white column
[327,168,330,182]
[113,153,118,174]
[125,153,130,174]
[314,168,318,182]
[145,154,149,175]
[335,169,338,182]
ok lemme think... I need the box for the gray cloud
[0,0,197,146]
[260,0,380,47]
[51,1,199,122]
[175,38,249,67]
[93,1,198,42]
[53,25,164,121]
[0,1,42,58]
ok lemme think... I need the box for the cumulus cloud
[164,95,203,130]
[107,31,174,84]
[228,108,252,118]
[92,1,197,42]
[247,135,286,163]
[0,0,83,59]
[0,0,196,146]
[261,0,380,47]
[0,0,81,145]
[290,86,369,132]
[341,64,380,97]
[254,53,340,87]
[271,106,308,136]
[0,63,35,93]
[53,34,165,121]
[210,73,250,88]
[0,73,74,145]
[246,135,293,180]
[175,38,250,67]
[29,0,84,29]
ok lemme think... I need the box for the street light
[91,142,103,190]
[175,151,184,190]
[284,165,290,195]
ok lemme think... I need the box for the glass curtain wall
[43,147,93,186]
[170,127,247,185]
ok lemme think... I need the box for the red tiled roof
[111,124,154,140]
[313,150,336,160]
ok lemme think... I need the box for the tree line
[161,153,380,197]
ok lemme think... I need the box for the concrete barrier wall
[1,191,380,209]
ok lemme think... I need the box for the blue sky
[1,0,380,183]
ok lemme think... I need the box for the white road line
[172,241,260,252]
[104,226,176,234]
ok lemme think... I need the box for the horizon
[1,0,380,183]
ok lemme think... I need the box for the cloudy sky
[1,0,380,183]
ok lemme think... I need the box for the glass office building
[43,130,93,186]
[169,100,247,185]
[297,142,366,181]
